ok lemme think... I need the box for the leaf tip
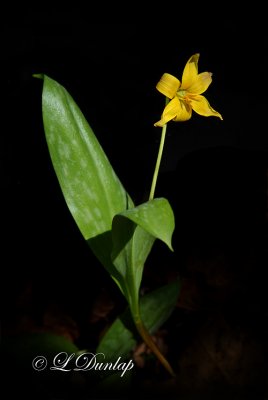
[167,241,174,252]
[32,73,44,80]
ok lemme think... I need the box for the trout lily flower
[154,53,223,127]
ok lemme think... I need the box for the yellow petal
[181,53,199,89]
[154,98,179,127]
[154,97,192,127]
[172,98,192,122]
[190,95,223,120]
[187,72,212,95]
[156,73,181,99]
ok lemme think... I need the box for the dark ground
[2,15,268,399]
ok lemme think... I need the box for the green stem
[144,98,175,374]
[135,316,176,377]
[149,98,169,200]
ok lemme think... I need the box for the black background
[2,13,268,400]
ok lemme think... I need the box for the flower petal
[154,97,192,127]
[187,72,212,95]
[173,99,192,122]
[190,95,223,120]
[181,53,199,89]
[156,73,181,99]
[154,98,179,127]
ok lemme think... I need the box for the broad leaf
[111,198,175,311]
[39,75,133,274]
[115,198,175,251]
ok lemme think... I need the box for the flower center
[177,89,187,99]
[177,89,191,104]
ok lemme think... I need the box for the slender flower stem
[136,98,175,376]
[149,98,169,200]
[149,123,167,200]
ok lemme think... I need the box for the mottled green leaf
[111,198,175,310]
[38,75,134,281]
[114,198,175,251]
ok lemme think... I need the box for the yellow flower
[154,53,223,127]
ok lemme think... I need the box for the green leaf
[111,198,175,310]
[97,310,136,363]
[115,198,175,251]
[140,280,180,334]
[96,279,180,362]
[38,75,133,274]
[113,198,175,251]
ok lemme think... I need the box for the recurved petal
[187,72,212,94]
[156,73,181,99]
[190,95,223,120]
[154,97,181,127]
[181,53,200,89]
